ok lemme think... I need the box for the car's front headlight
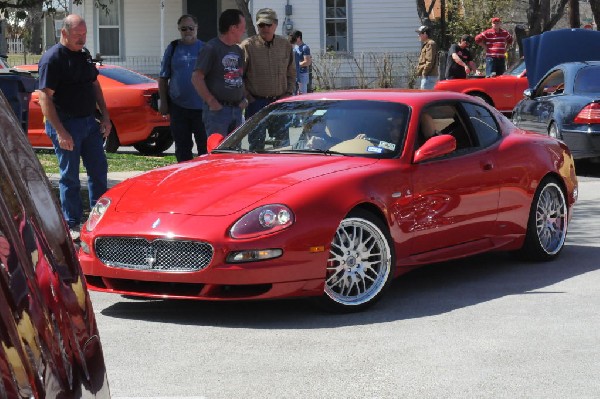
[229,204,294,239]
[85,197,111,232]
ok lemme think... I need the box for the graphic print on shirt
[222,52,243,89]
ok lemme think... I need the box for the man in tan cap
[241,8,296,150]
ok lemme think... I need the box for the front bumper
[79,212,332,300]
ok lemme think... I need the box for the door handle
[481,161,494,171]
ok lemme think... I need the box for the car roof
[280,89,475,107]
[524,28,600,88]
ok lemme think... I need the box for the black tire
[103,125,120,153]
[469,92,494,106]
[518,177,568,261]
[314,209,395,313]
[133,128,174,156]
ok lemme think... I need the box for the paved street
[90,169,600,399]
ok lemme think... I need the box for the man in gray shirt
[192,9,248,136]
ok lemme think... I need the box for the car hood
[524,28,600,88]
[114,154,378,216]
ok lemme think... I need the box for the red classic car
[17,63,173,155]
[1,88,109,396]
[78,90,577,312]
[434,59,528,114]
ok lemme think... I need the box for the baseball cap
[491,17,501,24]
[461,34,474,44]
[256,8,278,25]
[416,25,430,34]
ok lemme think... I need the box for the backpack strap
[169,39,179,59]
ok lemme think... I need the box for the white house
[71,0,422,86]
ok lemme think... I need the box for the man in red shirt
[475,17,513,77]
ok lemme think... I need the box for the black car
[512,61,600,160]
[0,91,110,396]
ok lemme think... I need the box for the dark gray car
[512,61,600,160]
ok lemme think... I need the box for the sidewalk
[46,171,144,188]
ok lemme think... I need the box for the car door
[406,102,502,260]
[514,69,564,135]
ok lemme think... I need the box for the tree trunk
[589,0,600,29]
[569,0,580,28]
[27,5,43,54]
[235,0,256,37]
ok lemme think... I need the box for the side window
[417,104,474,152]
[97,0,122,57]
[325,0,348,52]
[535,70,565,97]
[461,102,500,148]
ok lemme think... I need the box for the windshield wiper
[292,148,347,156]
[212,148,251,154]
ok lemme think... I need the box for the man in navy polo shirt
[38,14,111,240]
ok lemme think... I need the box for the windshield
[507,59,526,76]
[217,100,409,158]
[574,65,600,94]
[99,66,156,84]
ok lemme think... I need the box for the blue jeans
[420,75,438,89]
[169,102,206,162]
[485,57,506,77]
[202,104,243,138]
[46,115,108,229]
[296,72,309,94]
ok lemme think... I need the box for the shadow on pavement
[100,244,599,328]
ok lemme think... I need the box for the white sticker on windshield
[367,146,384,153]
[379,141,396,151]
[313,110,327,116]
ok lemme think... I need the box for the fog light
[226,249,283,263]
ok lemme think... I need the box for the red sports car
[16,63,173,155]
[434,59,528,114]
[78,90,577,312]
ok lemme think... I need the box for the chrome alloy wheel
[325,217,392,306]
[535,182,567,255]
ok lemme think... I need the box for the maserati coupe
[78,90,578,312]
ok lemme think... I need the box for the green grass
[36,149,177,174]
[7,54,42,67]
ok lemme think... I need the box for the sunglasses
[179,26,196,32]
[258,23,273,28]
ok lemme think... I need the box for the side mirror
[413,135,457,163]
[207,133,225,153]
[523,88,533,98]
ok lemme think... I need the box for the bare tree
[527,0,569,35]
[416,0,437,22]
[26,2,43,53]
[568,0,580,27]
[590,0,600,29]
[234,0,257,37]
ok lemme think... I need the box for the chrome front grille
[95,237,213,272]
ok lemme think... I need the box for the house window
[98,0,121,57]
[54,19,63,41]
[325,0,348,52]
